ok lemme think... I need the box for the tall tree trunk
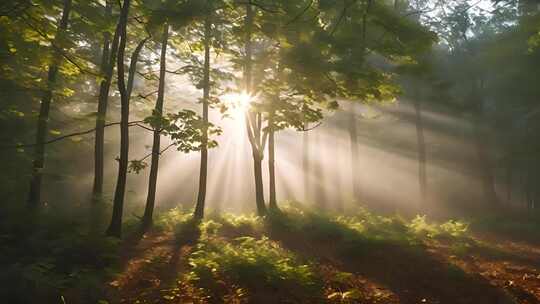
[348,106,360,203]
[244,3,266,215]
[506,155,513,204]
[142,24,169,228]
[333,120,344,212]
[268,114,277,210]
[93,0,120,201]
[413,99,427,208]
[314,131,326,210]
[27,0,72,208]
[473,121,498,205]
[345,0,372,206]
[472,80,499,207]
[106,0,132,237]
[303,129,310,203]
[194,16,211,220]
[253,150,266,212]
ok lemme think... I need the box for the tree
[142,23,169,228]
[194,9,213,219]
[27,0,73,208]
[137,0,215,225]
[291,0,434,210]
[106,0,133,237]
[426,0,503,206]
[93,0,120,201]
[244,3,267,215]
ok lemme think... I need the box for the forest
[1,0,540,303]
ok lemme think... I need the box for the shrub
[408,215,468,239]
[186,235,322,301]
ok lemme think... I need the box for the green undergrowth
[151,205,473,303]
[157,209,322,302]
[186,235,322,302]
[471,210,540,244]
[0,203,474,303]
[265,205,470,253]
[0,205,121,304]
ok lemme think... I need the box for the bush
[408,215,468,239]
[186,235,322,302]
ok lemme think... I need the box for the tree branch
[299,121,322,132]
[1,120,147,149]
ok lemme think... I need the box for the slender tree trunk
[345,0,371,206]
[92,0,119,201]
[194,16,212,219]
[413,99,427,207]
[253,151,266,212]
[334,120,344,212]
[474,129,494,203]
[348,106,360,203]
[303,129,310,203]
[268,114,277,210]
[27,0,72,208]
[314,131,326,210]
[106,0,132,237]
[525,172,533,209]
[472,81,499,207]
[244,3,266,215]
[506,155,513,204]
[142,24,169,228]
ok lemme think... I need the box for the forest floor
[2,204,539,303]
[100,207,540,304]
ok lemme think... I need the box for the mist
[1,0,539,303]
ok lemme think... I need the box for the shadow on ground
[264,211,518,304]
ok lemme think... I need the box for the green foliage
[471,212,540,244]
[220,213,261,228]
[129,109,223,174]
[153,207,193,232]
[127,159,148,174]
[0,205,120,303]
[187,235,322,300]
[408,215,469,239]
[144,109,222,153]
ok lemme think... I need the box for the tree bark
[268,115,277,210]
[194,15,211,220]
[303,129,310,203]
[413,99,427,208]
[253,151,266,213]
[314,131,326,210]
[27,0,72,208]
[506,156,513,204]
[471,80,499,207]
[106,0,132,237]
[473,122,498,205]
[348,106,360,203]
[142,24,169,228]
[93,0,120,201]
[244,3,266,216]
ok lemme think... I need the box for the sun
[221,91,253,120]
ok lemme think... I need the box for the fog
[42,76,504,219]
